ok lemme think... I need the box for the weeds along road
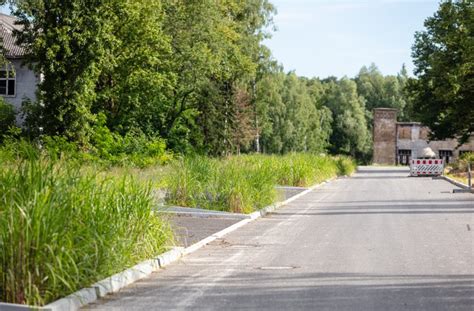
[85,166,474,311]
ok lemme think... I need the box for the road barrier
[410,159,444,177]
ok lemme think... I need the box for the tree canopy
[409,0,474,143]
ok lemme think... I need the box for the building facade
[373,108,474,165]
[0,13,38,120]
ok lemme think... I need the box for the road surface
[86,166,474,310]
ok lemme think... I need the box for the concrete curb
[438,175,473,193]
[249,177,336,220]
[0,302,52,311]
[157,210,249,220]
[0,177,337,311]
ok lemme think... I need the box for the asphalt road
[86,166,474,311]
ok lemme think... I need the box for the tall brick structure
[373,108,398,165]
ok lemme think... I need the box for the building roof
[0,13,25,59]
[397,122,423,126]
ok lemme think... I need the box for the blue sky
[264,0,440,78]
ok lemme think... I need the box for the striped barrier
[410,159,444,177]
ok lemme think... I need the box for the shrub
[0,99,15,139]
[0,156,173,306]
[449,152,474,173]
[90,114,171,167]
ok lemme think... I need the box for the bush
[460,152,474,163]
[449,152,474,173]
[0,99,15,139]
[0,156,173,306]
[90,114,171,167]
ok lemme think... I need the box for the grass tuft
[166,153,356,213]
[0,154,173,306]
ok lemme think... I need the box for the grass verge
[166,153,356,213]
[0,155,173,306]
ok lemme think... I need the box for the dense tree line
[1,0,422,161]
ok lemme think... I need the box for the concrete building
[0,13,38,119]
[373,108,474,165]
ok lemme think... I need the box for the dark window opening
[0,67,16,96]
[439,150,453,164]
[397,149,412,165]
[7,80,15,95]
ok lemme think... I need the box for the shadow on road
[357,169,409,174]
[113,272,474,311]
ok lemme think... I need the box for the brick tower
[373,108,397,165]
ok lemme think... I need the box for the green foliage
[321,78,372,160]
[0,137,37,163]
[409,0,474,143]
[447,152,473,180]
[165,154,356,213]
[0,131,171,168]
[355,63,412,121]
[42,135,78,157]
[0,156,173,305]
[94,0,174,136]
[255,69,332,154]
[267,153,355,187]
[90,114,171,167]
[460,152,474,163]
[165,156,276,213]
[13,0,116,144]
[0,99,15,139]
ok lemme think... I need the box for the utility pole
[252,79,260,153]
[468,162,472,188]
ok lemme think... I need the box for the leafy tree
[13,0,116,144]
[409,0,474,143]
[322,78,371,159]
[157,0,274,154]
[255,65,286,153]
[355,63,410,122]
[93,0,173,136]
[255,68,332,154]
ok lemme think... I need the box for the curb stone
[437,175,473,193]
[0,177,338,311]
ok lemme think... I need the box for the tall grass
[0,155,173,306]
[165,157,277,213]
[166,153,356,213]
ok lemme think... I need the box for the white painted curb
[1,176,338,311]
[0,302,52,310]
[156,210,249,220]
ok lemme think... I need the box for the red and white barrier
[410,159,444,176]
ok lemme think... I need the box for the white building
[0,13,39,119]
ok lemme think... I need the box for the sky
[264,0,440,78]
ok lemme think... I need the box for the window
[397,149,412,165]
[398,126,411,140]
[439,150,453,163]
[0,65,15,96]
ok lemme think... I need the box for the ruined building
[373,108,474,165]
